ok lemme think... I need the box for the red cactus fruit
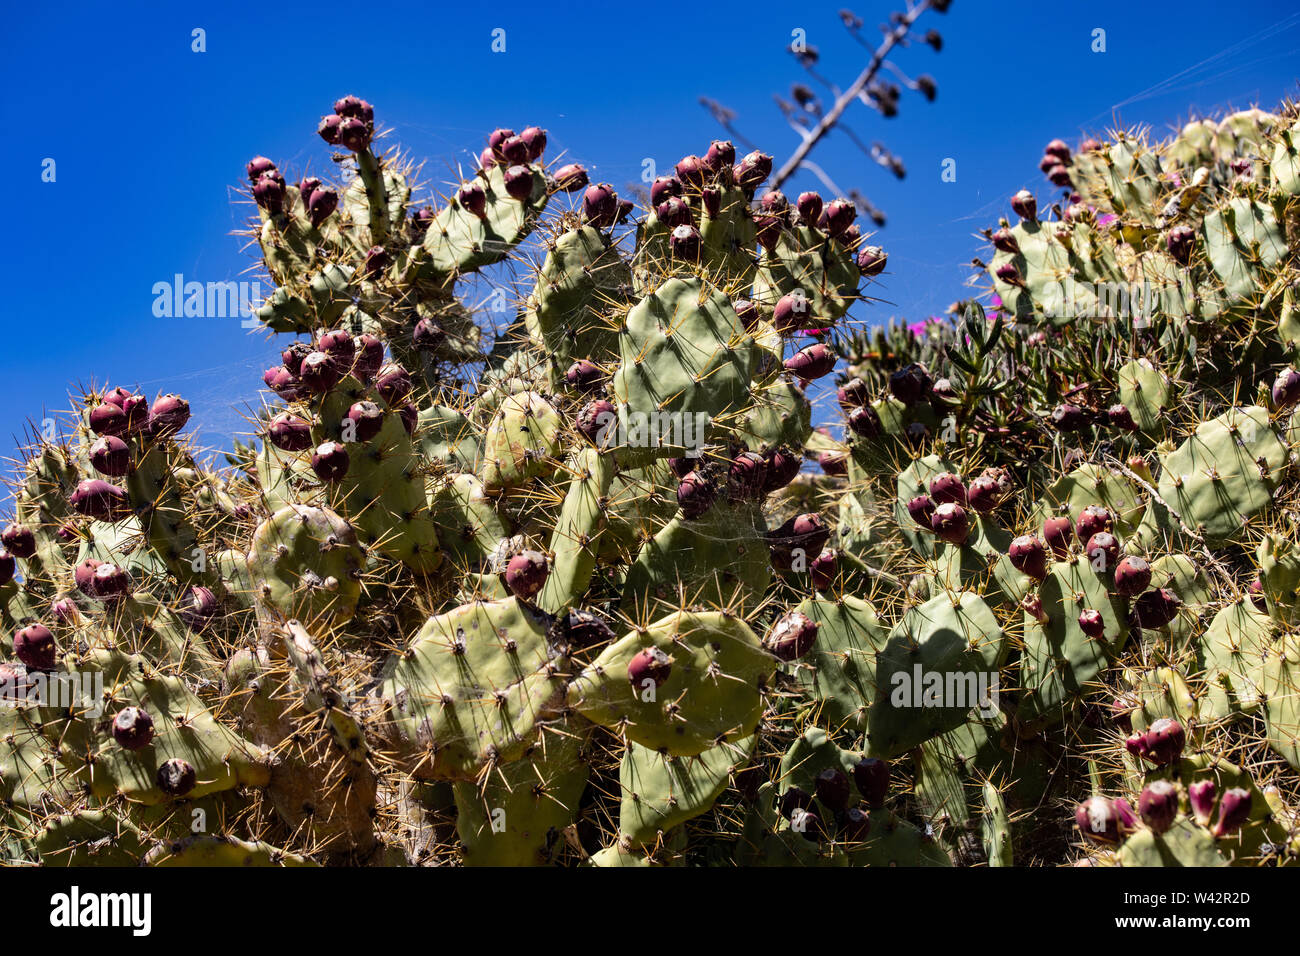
[1138,780,1179,835]
[853,757,890,808]
[1043,516,1073,557]
[1077,608,1105,638]
[810,548,838,591]
[1189,780,1216,827]
[1,524,35,559]
[907,494,936,529]
[1076,505,1114,543]
[847,404,881,438]
[89,436,131,477]
[346,401,385,442]
[1113,556,1151,597]
[1084,531,1119,571]
[1008,535,1049,580]
[14,624,57,671]
[552,164,588,193]
[928,471,967,506]
[1075,796,1121,845]
[930,502,969,545]
[764,609,819,661]
[677,471,716,519]
[112,707,155,751]
[70,479,131,521]
[796,191,823,224]
[1212,788,1251,839]
[1010,189,1037,221]
[784,343,836,383]
[628,646,672,690]
[856,245,887,276]
[504,550,548,600]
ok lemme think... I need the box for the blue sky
[4,0,1298,468]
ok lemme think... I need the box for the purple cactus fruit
[337,117,372,152]
[856,245,887,277]
[147,394,190,438]
[265,365,300,400]
[1077,608,1105,638]
[796,191,823,225]
[485,127,516,163]
[299,351,343,393]
[481,145,496,170]
[764,446,802,491]
[764,609,819,661]
[504,164,535,201]
[819,450,847,476]
[732,298,759,332]
[669,224,702,260]
[246,156,277,182]
[842,807,871,840]
[815,767,851,812]
[1143,717,1186,766]
[1044,138,1071,162]
[1085,532,1119,572]
[1038,154,1058,174]
[700,186,721,218]
[156,758,197,797]
[89,436,131,477]
[772,292,809,332]
[564,359,605,393]
[674,154,707,187]
[298,176,321,209]
[1011,189,1037,221]
[822,198,857,238]
[650,176,682,206]
[1166,225,1196,265]
[1076,503,1114,544]
[520,126,547,161]
[840,223,861,246]
[733,150,773,190]
[966,475,1001,513]
[1043,516,1073,557]
[89,401,128,437]
[89,562,131,601]
[994,261,1023,286]
[1138,780,1179,835]
[848,404,881,438]
[1,525,35,559]
[907,494,936,529]
[888,362,932,404]
[503,550,548,601]
[655,196,692,229]
[583,183,619,227]
[1022,593,1049,624]
[1113,556,1151,597]
[1131,588,1183,630]
[308,187,339,228]
[499,135,529,166]
[1248,576,1267,610]
[810,548,838,591]
[112,706,155,751]
[318,114,343,144]
[991,227,1020,255]
[364,245,390,279]
[73,558,102,595]
[345,401,385,442]
[352,334,385,383]
[576,400,616,446]
[793,808,825,842]
[853,757,890,808]
[0,550,13,587]
[14,624,56,671]
[552,164,589,193]
[704,139,735,172]
[837,377,870,411]
[108,386,142,408]
[551,608,614,651]
[120,394,149,435]
[779,786,814,817]
[784,343,836,383]
[1113,797,1140,836]
[1046,164,1072,187]
[311,442,350,482]
[1075,796,1121,845]
[758,191,788,215]
[1008,535,1049,580]
[1212,788,1251,839]
[628,646,672,690]
[70,479,131,521]
[728,452,768,500]
[375,364,413,404]
[1271,367,1300,408]
[677,470,716,520]
[928,472,967,506]
[268,413,313,452]
[1189,780,1217,827]
[412,317,446,352]
[333,96,373,122]
[753,212,783,250]
[253,174,286,214]
[1107,403,1137,432]
[930,502,969,545]
[410,205,435,238]
[615,199,635,225]
[398,402,417,436]
[180,585,219,627]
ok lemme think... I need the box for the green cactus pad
[619,734,756,847]
[247,504,364,631]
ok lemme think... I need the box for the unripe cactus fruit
[1,524,36,559]
[14,624,56,671]
[853,757,890,808]
[311,442,351,482]
[1008,535,1049,580]
[1138,780,1179,835]
[504,550,549,600]
[1113,556,1151,596]
[628,646,672,690]
[1075,796,1121,845]
[930,502,969,544]
[89,436,131,477]
[1212,788,1251,839]
[764,610,819,661]
[815,767,851,812]
[1010,189,1037,221]
[112,707,155,751]
[928,472,967,506]
[156,758,197,797]
[269,413,313,452]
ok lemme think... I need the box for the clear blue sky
[4,0,1298,468]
